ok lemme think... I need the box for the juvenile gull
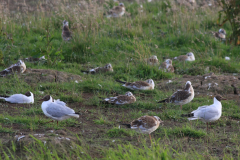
[174,52,195,61]
[147,55,159,66]
[182,95,226,131]
[214,29,226,40]
[116,79,155,90]
[0,91,34,104]
[158,81,194,109]
[159,59,174,73]
[62,20,72,41]
[0,60,26,77]
[25,56,45,62]
[102,91,136,105]
[105,3,125,18]
[121,116,163,141]
[81,63,113,74]
[39,95,79,126]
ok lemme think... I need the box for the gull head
[154,116,163,123]
[165,59,172,64]
[25,91,33,97]
[39,95,53,102]
[215,94,226,102]
[186,52,195,61]
[185,81,192,91]
[119,3,124,7]
[63,20,69,27]
[150,55,158,60]
[104,63,113,71]
[146,79,155,87]
[219,29,226,35]
[125,91,133,97]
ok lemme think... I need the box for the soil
[1,73,240,158]
[158,72,240,104]
[2,68,82,85]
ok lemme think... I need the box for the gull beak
[222,98,227,100]
[38,98,44,101]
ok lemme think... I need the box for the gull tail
[115,79,126,84]
[181,113,194,117]
[120,124,131,128]
[68,113,79,118]
[157,98,169,103]
[0,97,6,100]
[80,70,90,73]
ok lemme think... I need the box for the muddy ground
[0,71,240,158]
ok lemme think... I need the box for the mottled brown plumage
[106,3,125,18]
[159,59,174,73]
[116,79,155,90]
[121,115,163,142]
[0,60,26,77]
[147,55,159,65]
[103,91,136,105]
[158,81,194,109]
[81,63,113,74]
[62,20,72,41]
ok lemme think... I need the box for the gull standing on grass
[62,20,72,41]
[0,91,34,104]
[182,95,226,131]
[39,95,79,126]
[121,116,163,142]
[158,81,194,109]
[115,79,155,90]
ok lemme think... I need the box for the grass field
[1,0,240,159]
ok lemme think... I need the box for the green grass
[0,0,240,159]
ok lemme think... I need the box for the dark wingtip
[120,124,131,128]
[181,113,194,117]
[115,79,126,84]
[157,99,167,103]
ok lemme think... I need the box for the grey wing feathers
[170,90,191,102]
[46,103,75,118]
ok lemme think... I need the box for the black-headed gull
[158,81,194,109]
[182,95,226,131]
[121,116,163,141]
[0,91,34,104]
[102,91,136,105]
[116,79,155,90]
[39,95,79,126]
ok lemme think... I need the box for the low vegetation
[0,0,240,159]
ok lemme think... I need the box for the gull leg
[180,105,182,110]
[207,122,208,131]
[149,134,152,142]
[137,135,140,142]
[57,121,59,127]
[45,120,54,124]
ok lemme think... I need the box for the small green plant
[166,126,206,138]
[107,128,132,138]
[217,0,240,45]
